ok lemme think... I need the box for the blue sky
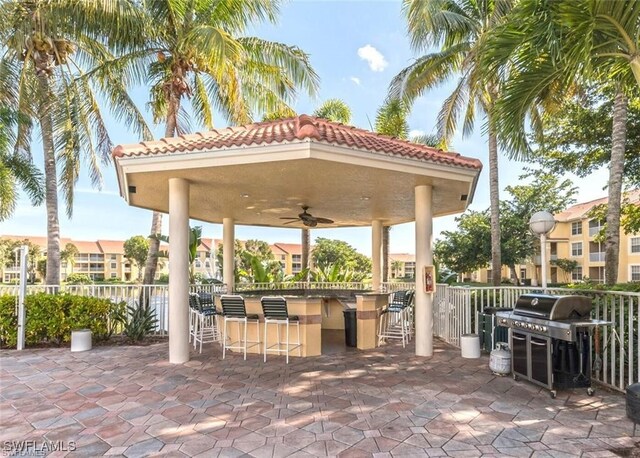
[2,0,610,256]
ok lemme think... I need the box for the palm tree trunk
[488,121,502,286]
[604,88,627,285]
[509,265,519,286]
[382,226,390,282]
[37,75,60,286]
[142,91,181,285]
[301,229,310,281]
[143,211,163,284]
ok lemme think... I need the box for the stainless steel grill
[495,294,611,398]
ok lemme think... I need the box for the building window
[110,254,117,260]
[572,266,583,281]
[520,268,527,279]
[110,261,117,269]
[589,219,605,237]
[631,237,640,254]
[571,222,582,236]
[110,272,117,279]
[631,265,640,281]
[571,242,583,257]
[61,261,67,268]
[204,260,211,268]
[194,259,202,268]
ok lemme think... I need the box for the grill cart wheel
[550,390,557,399]
[587,387,595,396]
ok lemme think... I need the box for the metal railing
[0,283,227,336]
[2,281,636,391]
[434,284,639,392]
[589,252,606,262]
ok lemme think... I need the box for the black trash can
[343,309,357,347]
[477,307,512,352]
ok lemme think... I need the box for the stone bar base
[356,293,388,350]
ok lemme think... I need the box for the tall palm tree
[0,0,149,285]
[485,0,638,284]
[0,108,44,220]
[374,98,410,282]
[127,0,319,285]
[389,0,512,286]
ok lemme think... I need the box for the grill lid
[513,294,593,320]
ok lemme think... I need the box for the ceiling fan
[280,206,334,227]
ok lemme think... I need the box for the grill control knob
[542,326,547,332]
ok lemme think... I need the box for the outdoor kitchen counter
[223,292,389,356]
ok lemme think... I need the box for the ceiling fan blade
[279,217,299,220]
[283,220,299,225]
[315,217,334,224]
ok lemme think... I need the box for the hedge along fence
[0,293,124,348]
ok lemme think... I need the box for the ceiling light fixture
[361,196,370,201]
[241,193,249,198]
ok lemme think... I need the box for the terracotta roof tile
[97,240,125,254]
[112,115,481,170]
[555,189,640,221]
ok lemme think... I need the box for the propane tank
[489,342,511,376]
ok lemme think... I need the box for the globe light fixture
[529,211,556,288]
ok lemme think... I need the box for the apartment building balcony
[589,252,606,262]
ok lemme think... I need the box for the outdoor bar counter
[221,291,389,356]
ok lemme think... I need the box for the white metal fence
[0,283,227,336]
[3,282,637,391]
[434,284,640,392]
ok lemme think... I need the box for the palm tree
[373,98,410,282]
[127,0,319,285]
[0,0,149,285]
[60,242,79,275]
[485,0,638,284]
[0,108,44,220]
[313,99,352,124]
[389,0,512,286]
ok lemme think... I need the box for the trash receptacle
[477,307,511,352]
[343,309,357,347]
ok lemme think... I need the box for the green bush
[115,304,158,342]
[0,293,124,348]
[65,274,92,284]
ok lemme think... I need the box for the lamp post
[529,211,556,289]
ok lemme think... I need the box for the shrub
[0,293,123,348]
[115,304,158,342]
[66,274,92,284]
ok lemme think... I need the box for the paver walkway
[1,339,638,457]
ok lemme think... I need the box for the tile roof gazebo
[113,115,482,363]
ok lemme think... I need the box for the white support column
[223,218,235,293]
[415,184,434,357]
[169,178,190,364]
[372,220,383,291]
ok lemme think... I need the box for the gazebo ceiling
[113,115,482,228]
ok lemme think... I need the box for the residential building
[471,190,640,284]
[388,253,416,280]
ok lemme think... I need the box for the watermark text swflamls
[2,440,77,456]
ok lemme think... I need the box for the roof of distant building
[555,189,640,222]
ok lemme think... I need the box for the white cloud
[350,76,361,85]
[409,129,425,138]
[357,45,388,72]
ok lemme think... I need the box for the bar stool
[377,290,412,347]
[220,295,260,360]
[188,293,200,343]
[261,296,301,363]
[192,293,220,353]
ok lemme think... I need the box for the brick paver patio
[1,339,638,457]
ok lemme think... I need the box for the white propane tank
[489,342,511,376]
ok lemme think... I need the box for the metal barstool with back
[191,292,221,353]
[261,296,301,363]
[219,294,261,360]
[377,290,414,348]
